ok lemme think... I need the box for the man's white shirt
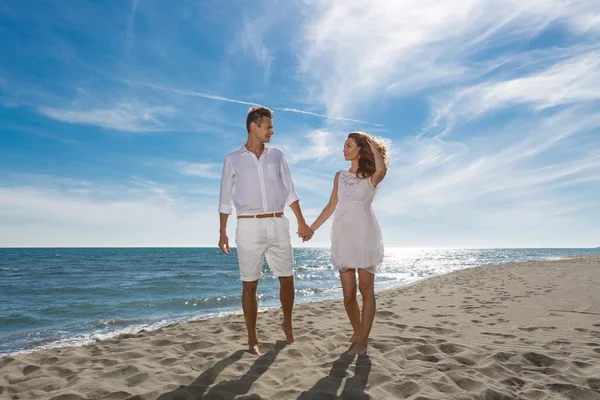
[219,145,300,216]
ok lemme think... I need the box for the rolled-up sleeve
[218,157,235,214]
[280,154,300,206]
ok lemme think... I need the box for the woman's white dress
[330,169,384,274]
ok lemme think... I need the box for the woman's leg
[351,269,375,355]
[339,269,361,343]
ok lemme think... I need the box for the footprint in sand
[500,376,525,390]
[588,378,600,390]
[412,325,456,335]
[41,357,59,365]
[382,321,408,330]
[572,360,594,369]
[522,352,568,369]
[492,351,516,362]
[375,310,399,318]
[182,341,215,351]
[23,365,40,376]
[519,326,556,332]
[438,321,459,326]
[381,380,421,398]
[47,366,76,379]
[480,332,516,339]
[127,372,150,387]
[446,371,483,391]
[93,358,119,367]
[439,343,465,355]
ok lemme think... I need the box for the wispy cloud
[441,49,600,122]
[278,129,338,165]
[298,0,600,115]
[418,45,600,139]
[125,0,140,54]
[378,108,600,217]
[173,161,221,179]
[0,174,303,246]
[123,80,381,125]
[2,0,599,247]
[37,103,175,133]
[273,108,373,125]
[124,80,260,106]
[0,184,216,247]
[239,15,273,79]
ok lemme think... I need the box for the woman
[310,132,389,355]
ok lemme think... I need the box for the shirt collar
[241,143,270,153]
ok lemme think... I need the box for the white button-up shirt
[219,145,300,216]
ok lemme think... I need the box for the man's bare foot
[248,343,262,355]
[281,322,296,344]
[348,342,368,356]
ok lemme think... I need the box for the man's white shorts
[235,215,294,282]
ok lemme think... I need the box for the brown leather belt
[238,212,284,219]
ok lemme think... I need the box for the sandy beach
[1,255,599,400]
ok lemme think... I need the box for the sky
[1,0,599,248]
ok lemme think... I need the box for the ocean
[1,247,598,357]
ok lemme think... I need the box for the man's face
[252,117,274,143]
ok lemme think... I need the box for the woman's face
[343,138,360,161]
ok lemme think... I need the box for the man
[218,106,313,355]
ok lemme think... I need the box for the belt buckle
[258,212,276,218]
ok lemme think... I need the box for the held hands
[220,222,312,252]
[297,222,314,242]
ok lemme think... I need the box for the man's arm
[218,157,234,254]
[289,201,313,242]
[219,213,230,254]
[280,153,313,241]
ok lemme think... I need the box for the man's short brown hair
[246,106,273,133]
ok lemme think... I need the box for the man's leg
[236,218,266,355]
[278,275,296,344]
[265,216,296,344]
[242,280,261,355]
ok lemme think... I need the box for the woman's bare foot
[281,322,296,344]
[346,333,360,352]
[348,341,368,356]
[248,343,262,355]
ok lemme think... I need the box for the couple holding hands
[218,106,389,356]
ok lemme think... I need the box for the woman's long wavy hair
[348,132,390,178]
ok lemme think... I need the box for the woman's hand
[366,136,378,151]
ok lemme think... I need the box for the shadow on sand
[157,340,287,400]
[297,353,371,399]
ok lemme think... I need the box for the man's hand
[297,222,314,242]
[219,233,230,254]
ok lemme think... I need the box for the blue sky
[1,0,599,247]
